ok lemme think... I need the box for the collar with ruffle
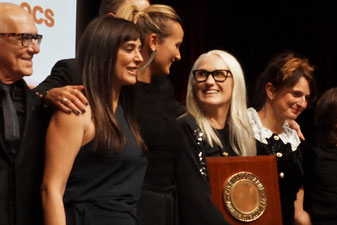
[247,107,301,151]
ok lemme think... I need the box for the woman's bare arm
[41,108,91,225]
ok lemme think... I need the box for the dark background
[76,0,337,142]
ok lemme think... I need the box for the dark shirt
[0,81,26,154]
[256,137,305,225]
[33,58,81,95]
[304,145,337,225]
[134,76,185,187]
[132,76,186,225]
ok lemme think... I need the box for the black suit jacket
[34,58,81,94]
[0,80,50,225]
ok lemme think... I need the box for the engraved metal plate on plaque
[223,171,267,222]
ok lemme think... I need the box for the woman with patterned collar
[247,51,316,225]
[176,50,256,225]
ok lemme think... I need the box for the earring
[140,49,156,72]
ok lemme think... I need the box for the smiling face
[153,21,184,75]
[0,6,40,83]
[114,39,143,88]
[193,54,233,111]
[269,76,310,121]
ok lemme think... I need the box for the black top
[304,145,337,225]
[133,76,186,187]
[33,58,81,95]
[63,104,147,224]
[176,113,233,225]
[256,137,307,225]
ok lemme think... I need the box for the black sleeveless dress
[63,104,147,225]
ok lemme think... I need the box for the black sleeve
[176,116,231,225]
[33,58,82,94]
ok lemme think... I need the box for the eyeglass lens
[0,33,42,47]
[21,34,42,47]
[194,70,230,82]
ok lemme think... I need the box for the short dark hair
[99,0,124,16]
[78,15,145,153]
[315,88,337,147]
[252,51,316,111]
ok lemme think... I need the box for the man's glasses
[193,69,232,82]
[0,33,43,47]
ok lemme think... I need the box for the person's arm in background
[33,58,88,114]
[288,120,305,141]
[294,187,312,225]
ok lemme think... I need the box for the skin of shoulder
[41,106,94,225]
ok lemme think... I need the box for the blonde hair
[186,50,256,156]
[115,4,182,42]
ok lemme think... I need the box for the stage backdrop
[4,0,77,87]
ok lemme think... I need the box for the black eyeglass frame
[192,69,232,82]
[0,33,43,47]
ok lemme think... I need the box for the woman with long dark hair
[41,16,146,225]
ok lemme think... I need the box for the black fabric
[0,82,24,155]
[256,135,309,225]
[133,76,185,225]
[8,82,25,137]
[136,183,177,225]
[304,145,337,225]
[63,104,147,225]
[0,79,50,225]
[33,58,81,94]
[0,83,20,144]
[176,113,233,225]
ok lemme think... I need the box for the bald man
[0,3,49,225]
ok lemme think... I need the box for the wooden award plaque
[206,155,282,225]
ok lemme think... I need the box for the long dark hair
[315,88,337,147]
[252,51,316,111]
[78,15,146,153]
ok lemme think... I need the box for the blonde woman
[176,50,256,225]
[116,4,185,225]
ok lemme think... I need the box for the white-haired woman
[176,50,256,225]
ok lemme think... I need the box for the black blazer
[34,58,81,94]
[0,80,50,225]
[176,114,232,225]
